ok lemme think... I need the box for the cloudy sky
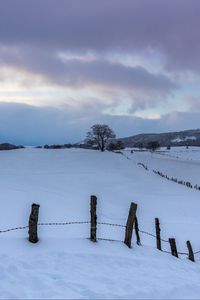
[0,0,200,145]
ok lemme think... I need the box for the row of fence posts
[28,196,195,262]
[90,196,140,247]
[155,217,194,262]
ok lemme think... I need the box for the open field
[0,147,200,299]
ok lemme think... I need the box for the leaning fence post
[169,238,178,258]
[124,202,137,248]
[90,195,97,242]
[186,240,195,262]
[28,203,40,243]
[135,216,141,245]
[155,218,162,251]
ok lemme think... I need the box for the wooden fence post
[186,240,195,262]
[124,202,137,248]
[90,195,97,242]
[169,238,178,258]
[28,203,40,243]
[155,218,162,251]
[135,216,141,245]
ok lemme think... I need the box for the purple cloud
[0,0,200,72]
[0,46,177,93]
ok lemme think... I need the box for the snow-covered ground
[171,136,197,143]
[157,146,200,162]
[0,148,200,299]
[124,146,200,186]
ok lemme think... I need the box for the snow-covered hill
[0,148,200,299]
[116,129,200,147]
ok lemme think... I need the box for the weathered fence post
[169,238,178,258]
[155,218,162,251]
[28,203,40,243]
[135,216,141,245]
[124,202,137,248]
[90,195,97,242]
[186,240,195,262]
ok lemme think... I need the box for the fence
[0,196,199,263]
[152,169,200,191]
[136,162,200,192]
[115,151,200,192]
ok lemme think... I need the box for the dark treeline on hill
[2,128,200,151]
[115,129,200,148]
[43,143,92,150]
[43,141,125,151]
[0,143,24,151]
[42,129,200,150]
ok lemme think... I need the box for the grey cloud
[0,46,177,93]
[185,97,200,112]
[0,0,200,72]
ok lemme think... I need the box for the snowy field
[0,147,200,299]
[124,146,200,187]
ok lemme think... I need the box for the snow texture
[0,147,200,299]
[171,136,197,143]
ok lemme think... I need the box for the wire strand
[1,220,200,257]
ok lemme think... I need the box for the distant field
[124,146,200,185]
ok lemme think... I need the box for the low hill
[0,143,24,150]
[117,129,200,147]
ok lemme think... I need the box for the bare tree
[86,124,116,152]
[147,141,160,151]
[107,140,124,151]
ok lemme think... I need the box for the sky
[0,0,200,145]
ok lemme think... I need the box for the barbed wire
[0,225,28,233]
[38,221,90,226]
[97,222,126,228]
[0,221,89,233]
[138,229,169,243]
[162,249,188,256]
[97,237,123,243]
[1,220,200,257]
[98,224,200,257]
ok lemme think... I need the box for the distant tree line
[42,124,187,153]
[42,124,126,152]
[0,143,24,151]
[42,143,92,150]
[147,141,160,151]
